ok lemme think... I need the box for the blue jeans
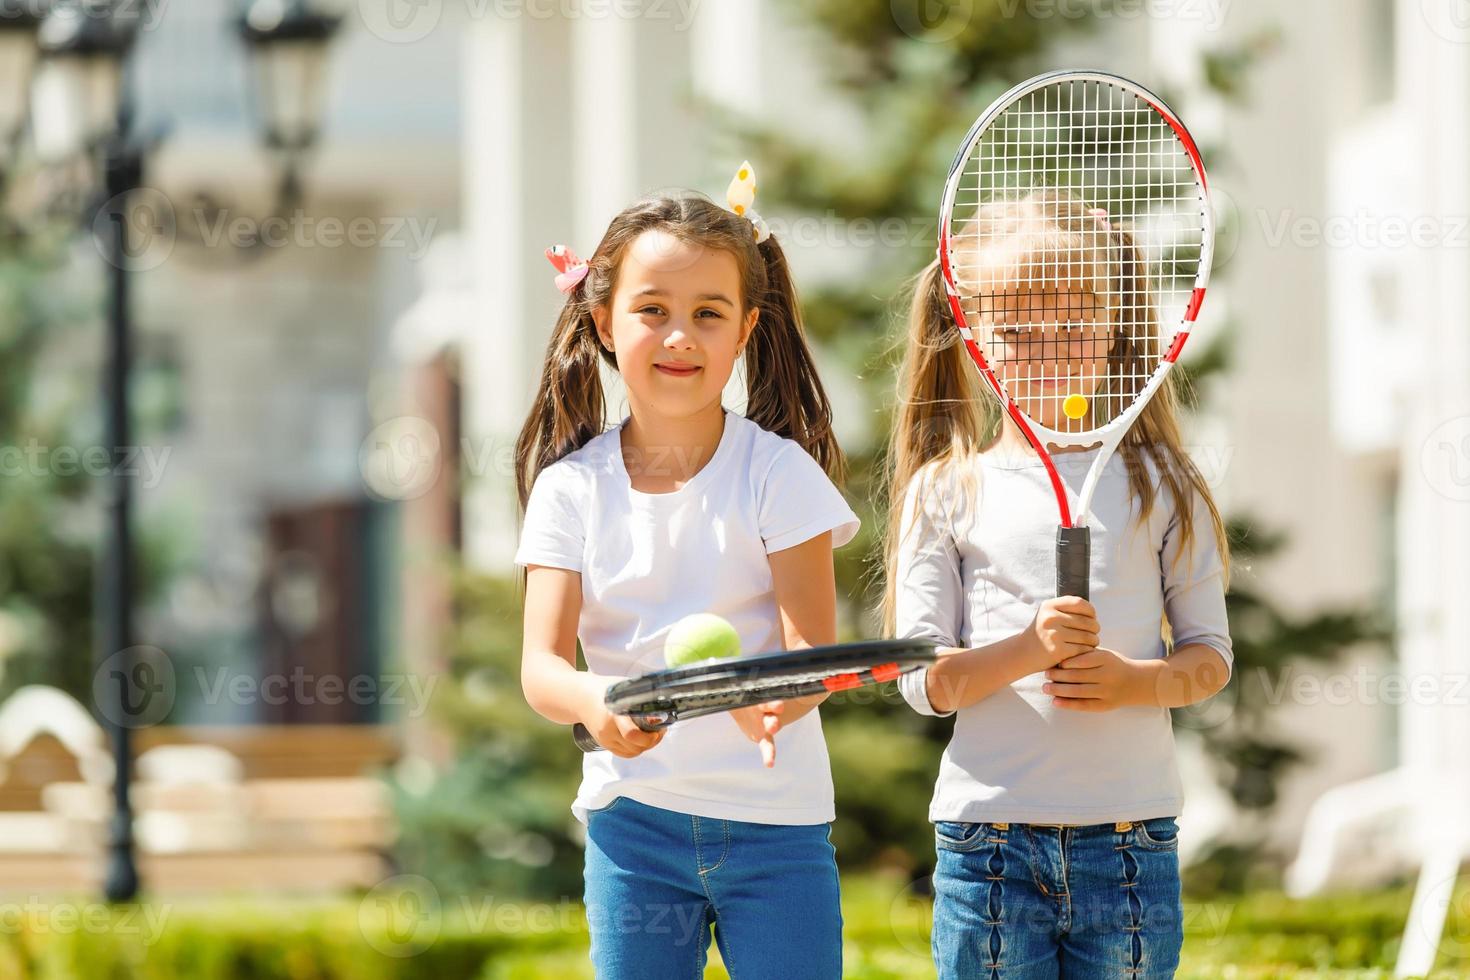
[931,817,1183,979]
[583,796,843,979]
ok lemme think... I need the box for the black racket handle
[572,723,603,752]
[572,715,664,753]
[1056,525,1091,600]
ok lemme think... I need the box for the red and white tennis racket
[938,70,1214,599]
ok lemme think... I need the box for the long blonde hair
[878,192,1229,635]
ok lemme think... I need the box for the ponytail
[742,237,846,483]
[513,295,611,512]
[876,257,997,636]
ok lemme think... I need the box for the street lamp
[0,0,43,238]
[0,1,43,158]
[165,0,344,259]
[31,0,134,162]
[0,0,341,902]
[240,0,340,155]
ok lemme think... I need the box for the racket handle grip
[573,715,662,752]
[572,723,604,753]
[1056,525,1091,600]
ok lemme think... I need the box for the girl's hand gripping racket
[572,638,938,752]
[937,70,1214,599]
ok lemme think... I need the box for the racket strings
[947,78,1207,437]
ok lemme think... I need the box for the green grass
[414,874,1470,980]
[0,874,1466,978]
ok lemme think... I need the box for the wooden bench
[0,724,401,895]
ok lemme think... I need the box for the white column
[571,0,704,246]
[570,12,635,251]
[461,4,708,568]
[565,1,704,425]
[460,13,575,570]
[690,0,762,116]
[1398,0,1470,842]
[1394,7,1470,965]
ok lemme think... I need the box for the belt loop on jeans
[993,822,1009,830]
[1114,821,1133,832]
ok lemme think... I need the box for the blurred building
[1279,0,1470,920]
[440,0,1413,875]
[0,0,462,894]
[1190,0,1405,865]
[10,0,1461,897]
[122,2,462,727]
[134,0,1436,850]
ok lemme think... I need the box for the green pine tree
[0,231,102,701]
[0,210,183,710]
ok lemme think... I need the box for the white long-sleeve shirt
[895,443,1232,825]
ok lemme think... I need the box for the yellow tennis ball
[664,614,742,668]
[1063,393,1089,420]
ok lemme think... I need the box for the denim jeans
[931,817,1183,979]
[583,796,843,979]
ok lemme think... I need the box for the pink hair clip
[546,244,589,293]
[1088,208,1113,233]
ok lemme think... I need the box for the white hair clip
[725,160,771,243]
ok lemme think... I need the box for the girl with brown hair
[514,164,855,978]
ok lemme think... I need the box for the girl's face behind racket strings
[951,192,1159,439]
[946,77,1209,444]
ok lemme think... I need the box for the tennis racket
[572,638,938,752]
[938,69,1214,599]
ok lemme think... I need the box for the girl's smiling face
[593,229,758,421]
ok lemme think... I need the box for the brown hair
[878,191,1229,636]
[514,192,845,515]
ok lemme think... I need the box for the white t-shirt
[514,410,860,825]
[895,444,1233,826]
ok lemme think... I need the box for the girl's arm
[728,530,840,764]
[1148,643,1230,707]
[1047,486,1234,712]
[767,528,841,720]
[925,596,1101,714]
[520,564,662,757]
[1043,642,1229,711]
[888,464,1103,717]
[1140,486,1234,708]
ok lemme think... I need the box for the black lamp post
[2,0,340,902]
[33,0,141,904]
